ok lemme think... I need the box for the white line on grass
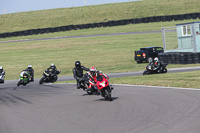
[114,84,200,91]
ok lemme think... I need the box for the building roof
[176,21,200,26]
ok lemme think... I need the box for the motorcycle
[39,70,61,84]
[79,73,89,90]
[96,75,112,101]
[143,63,168,75]
[17,71,30,86]
[0,73,5,84]
[76,73,96,95]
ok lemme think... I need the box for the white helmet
[28,65,32,69]
[0,66,3,70]
[51,63,55,67]
[154,57,159,62]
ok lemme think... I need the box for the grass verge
[58,71,200,89]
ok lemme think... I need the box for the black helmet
[75,61,81,68]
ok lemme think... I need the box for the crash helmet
[75,61,81,68]
[0,66,3,70]
[154,57,159,62]
[90,66,96,76]
[28,65,32,70]
[50,63,55,67]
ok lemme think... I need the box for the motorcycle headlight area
[99,81,106,87]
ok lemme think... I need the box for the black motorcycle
[39,70,61,84]
[78,73,99,95]
[143,63,167,75]
[78,73,89,90]
[77,73,94,94]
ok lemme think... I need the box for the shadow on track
[94,97,118,101]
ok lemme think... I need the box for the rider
[153,57,162,72]
[0,66,5,79]
[72,61,89,89]
[87,66,113,92]
[47,63,58,80]
[25,65,34,82]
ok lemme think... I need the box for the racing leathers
[153,60,162,72]
[0,67,5,82]
[25,68,34,82]
[73,66,89,89]
[47,66,57,80]
[0,69,5,77]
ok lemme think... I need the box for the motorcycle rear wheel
[87,91,92,95]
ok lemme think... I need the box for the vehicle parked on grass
[39,69,61,84]
[134,47,164,63]
[143,63,168,75]
[17,71,30,86]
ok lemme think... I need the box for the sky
[0,0,139,15]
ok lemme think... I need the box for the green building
[162,21,200,53]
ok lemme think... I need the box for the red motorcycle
[96,75,112,101]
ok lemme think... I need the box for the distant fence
[1,12,200,38]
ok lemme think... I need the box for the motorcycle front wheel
[39,77,45,84]
[105,88,112,101]
[17,80,21,86]
[162,68,167,73]
[143,70,149,75]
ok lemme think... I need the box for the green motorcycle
[17,71,30,86]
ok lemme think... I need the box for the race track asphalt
[1,68,200,133]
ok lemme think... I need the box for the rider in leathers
[87,66,113,92]
[25,65,34,82]
[0,66,5,82]
[73,61,89,89]
[153,57,162,72]
[47,63,58,81]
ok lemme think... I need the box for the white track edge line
[57,83,200,91]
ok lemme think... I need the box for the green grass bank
[0,0,200,33]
